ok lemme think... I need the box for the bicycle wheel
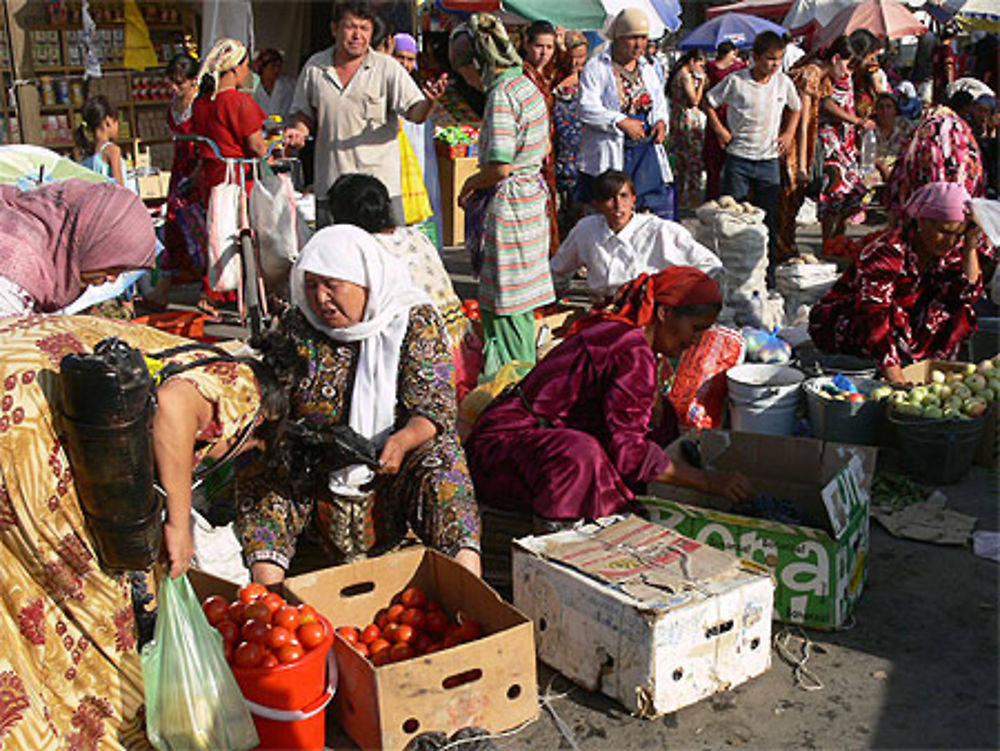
[240,231,264,338]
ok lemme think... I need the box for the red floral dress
[808,226,983,368]
[818,75,870,218]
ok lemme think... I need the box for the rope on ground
[773,626,825,692]
[435,718,539,751]
[537,672,581,751]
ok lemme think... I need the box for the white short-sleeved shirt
[706,68,802,161]
[290,47,424,198]
[550,212,724,303]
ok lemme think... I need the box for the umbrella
[504,0,680,35]
[706,0,795,20]
[952,0,1000,32]
[678,12,787,51]
[782,0,854,36]
[0,145,106,190]
[815,0,927,46]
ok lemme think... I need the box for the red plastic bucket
[232,615,336,750]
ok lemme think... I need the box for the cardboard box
[437,155,478,246]
[286,548,538,751]
[513,515,773,718]
[641,431,877,629]
[901,359,997,467]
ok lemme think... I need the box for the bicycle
[173,134,287,339]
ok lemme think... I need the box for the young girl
[76,95,131,190]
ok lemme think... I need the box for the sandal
[195,299,222,322]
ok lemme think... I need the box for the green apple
[964,363,978,376]
[922,405,944,419]
[909,386,928,404]
[963,397,988,418]
[922,393,941,407]
[943,407,962,420]
[895,402,923,417]
[965,373,988,392]
[945,395,964,411]
[938,385,953,400]
[930,369,947,384]
[870,386,894,400]
[953,384,973,401]
[890,390,908,405]
[978,359,995,375]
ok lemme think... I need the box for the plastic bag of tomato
[335,586,483,667]
[201,582,330,670]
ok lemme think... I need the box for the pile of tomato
[335,586,483,666]
[201,582,329,670]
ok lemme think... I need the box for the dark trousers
[722,153,781,284]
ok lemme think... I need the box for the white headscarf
[290,225,429,447]
[197,38,248,100]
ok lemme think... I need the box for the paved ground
[171,213,1000,750]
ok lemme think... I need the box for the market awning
[438,0,682,34]
[705,0,795,20]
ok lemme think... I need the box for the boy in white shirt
[551,170,723,304]
[705,31,801,282]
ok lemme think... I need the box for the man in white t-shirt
[705,31,801,281]
[551,170,723,304]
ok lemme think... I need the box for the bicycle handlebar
[173,134,286,162]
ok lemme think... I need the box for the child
[76,95,131,190]
[704,31,802,282]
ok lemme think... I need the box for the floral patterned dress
[818,75,870,218]
[235,305,479,569]
[553,77,584,235]
[668,69,707,211]
[808,226,982,368]
[0,315,261,749]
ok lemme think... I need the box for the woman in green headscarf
[451,14,555,381]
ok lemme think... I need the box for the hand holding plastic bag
[142,574,258,751]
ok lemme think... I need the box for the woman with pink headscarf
[808,181,991,383]
[0,179,155,316]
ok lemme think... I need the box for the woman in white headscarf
[236,225,482,581]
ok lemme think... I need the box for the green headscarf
[466,13,522,88]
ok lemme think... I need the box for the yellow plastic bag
[457,360,532,441]
[399,125,433,225]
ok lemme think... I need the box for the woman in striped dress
[452,13,555,380]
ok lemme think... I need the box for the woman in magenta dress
[191,38,268,314]
[465,266,752,524]
[808,182,988,384]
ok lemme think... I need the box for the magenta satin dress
[465,321,675,520]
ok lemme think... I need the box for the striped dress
[478,68,555,315]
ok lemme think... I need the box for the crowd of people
[0,0,997,745]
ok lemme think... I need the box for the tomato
[424,641,444,654]
[390,591,404,606]
[369,638,391,656]
[297,604,318,625]
[336,626,359,645]
[400,587,427,609]
[233,640,265,669]
[424,610,450,636]
[227,601,246,624]
[360,624,381,645]
[260,653,279,669]
[239,582,267,605]
[298,621,325,650]
[383,623,400,643]
[371,648,392,666]
[413,633,433,654]
[244,601,271,624]
[223,641,234,663]
[262,592,285,616]
[267,625,293,651]
[354,642,370,658]
[390,643,415,662]
[456,618,483,642]
[278,643,304,664]
[215,618,239,645]
[241,618,270,645]
[391,624,414,644]
[400,608,425,631]
[202,595,228,625]
[375,609,392,632]
[386,604,405,623]
[442,632,463,649]
[273,605,301,632]
[425,600,444,613]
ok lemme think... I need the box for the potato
[718,195,738,210]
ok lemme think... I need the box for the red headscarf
[571,267,722,334]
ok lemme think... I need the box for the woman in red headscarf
[465,266,752,524]
[809,181,990,383]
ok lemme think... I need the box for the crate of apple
[201,582,330,670]
[887,358,1000,421]
[335,586,483,667]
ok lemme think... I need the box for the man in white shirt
[705,31,801,281]
[284,2,447,227]
[551,170,723,304]
[577,9,676,220]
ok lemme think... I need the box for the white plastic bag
[249,168,309,288]
[206,160,242,293]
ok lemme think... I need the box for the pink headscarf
[0,179,156,312]
[903,181,971,222]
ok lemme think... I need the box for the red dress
[808,227,982,369]
[161,104,203,283]
[191,89,266,207]
[703,58,747,200]
[465,321,675,521]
